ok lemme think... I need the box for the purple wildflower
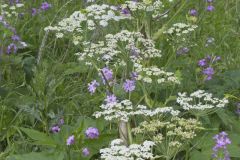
[121,8,130,15]
[207,0,213,2]
[216,56,221,61]
[11,35,20,41]
[203,67,214,80]
[66,135,75,146]
[213,56,221,63]
[212,132,231,160]
[41,2,52,10]
[7,43,17,54]
[189,9,198,16]
[31,8,38,16]
[123,79,135,92]
[207,5,215,11]
[85,127,99,139]
[82,148,90,157]
[51,125,60,133]
[88,80,99,94]
[101,67,113,83]
[130,72,138,80]
[59,118,64,125]
[105,94,117,104]
[198,59,207,67]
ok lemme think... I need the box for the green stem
[127,122,133,145]
[66,147,71,160]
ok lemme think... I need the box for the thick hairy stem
[119,121,128,146]
[37,0,73,65]
[37,31,49,64]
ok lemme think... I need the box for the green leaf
[228,145,240,158]
[63,63,88,75]
[7,152,64,160]
[20,128,56,147]
[190,150,211,160]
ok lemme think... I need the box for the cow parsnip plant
[0,0,240,160]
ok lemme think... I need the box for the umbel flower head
[45,4,130,41]
[94,99,179,122]
[100,139,155,160]
[177,90,228,110]
[76,30,162,66]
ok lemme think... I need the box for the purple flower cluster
[0,16,27,54]
[7,43,18,54]
[66,135,75,146]
[189,9,198,16]
[88,80,100,94]
[82,148,90,156]
[101,67,113,83]
[105,94,117,104]
[212,132,231,160]
[123,72,138,93]
[50,118,64,134]
[130,72,138,80]
[198,55,220,80]
[65,127,99,158]
[88,67,114,95]
[121,8,131,15]
[32,2,52,16]
[206,0,215,12]
[85,127,99,139]
[123,79,136,92]
[41,2,52,10]
[51,126,60,133]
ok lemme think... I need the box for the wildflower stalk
[37,0,73,64]
[127,122,133,145]
[66,147,71,160]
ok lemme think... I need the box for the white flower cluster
[134,64,180,84]
[100,139,155,160]
[1,3,24,17]
[76,30,161,65]
[123,0,169,18]
[164,23,198,36]
[94,100,179,122]
[45,4,129,41]
[177,90,229,110]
